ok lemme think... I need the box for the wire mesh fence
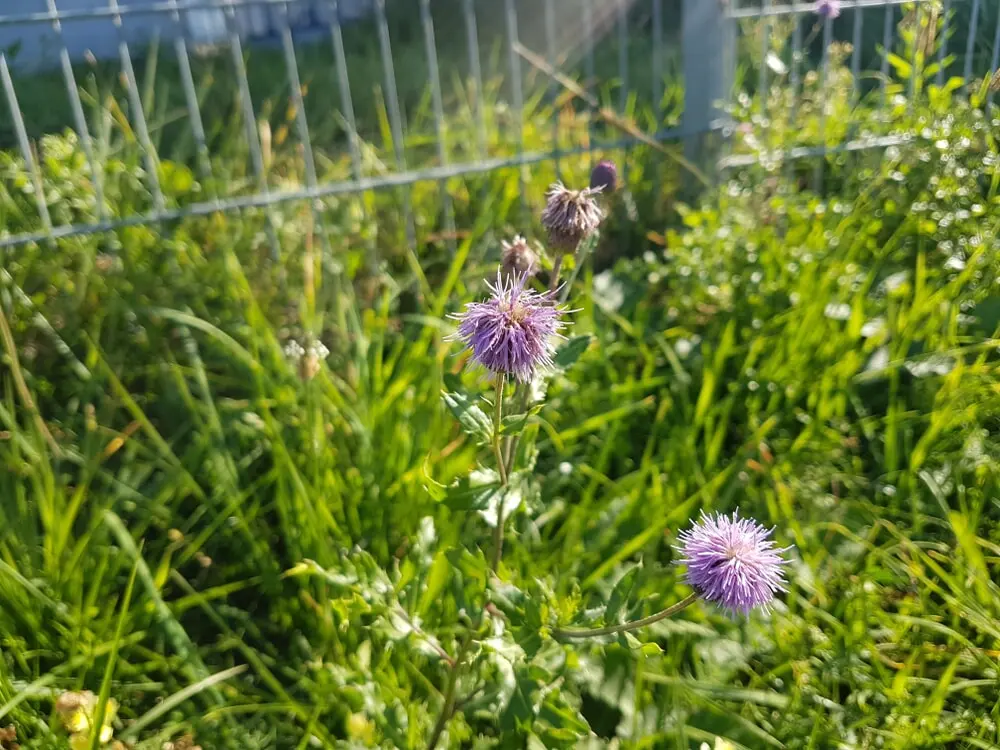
[0,0,995,253]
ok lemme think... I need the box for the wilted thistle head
[541,182,604,252]
[501,235,540,279]
[676,511,790,616]
[449,271,569,382]
[589,159,618,194]
[815,0,841,19]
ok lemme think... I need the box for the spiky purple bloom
[590,160,618,194]
[541,182,604,252]
[815,0,841,19]
[676,511,790,616]
[449,272,569,382]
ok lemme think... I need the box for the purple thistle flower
[449,271,570,383]
[676,511,791,616]
[541,182,604,252]
[815,0,841,19]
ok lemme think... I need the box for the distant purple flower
[590,160,618,194]
[815,0,841,19]
[676,511,790,616]
[541,182,604,252]
[449,271,570,382]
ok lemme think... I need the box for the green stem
[491,375,508,571]
[491,375,508,488]
[548,254,564,294]
[558,231,598,305]
[552,592,699,640]
[502,380,532,471]
[426,637,471,750]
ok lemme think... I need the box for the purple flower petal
[449,271,571,382]
[816,0,841,19]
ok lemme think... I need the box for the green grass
[2,4,1000,749]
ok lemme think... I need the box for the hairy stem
[559,231,598,305]
[552,592,699,640]
[491,375,508,571]
[548,253,564,294]
[426,637,471,750]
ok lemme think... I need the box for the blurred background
[1,0,999,748]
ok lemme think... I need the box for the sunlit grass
[1,4,1000,749]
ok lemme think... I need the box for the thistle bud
[589,159,618,194]
[540,182,604,252]
[500,235,539,279]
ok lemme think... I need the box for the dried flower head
[284,338,329,381]
[815,0,841,19]
[589,159,618,194]
[501,235,540,279]
[0,724,18,750]
[676,511,790,616]
[541,182,604,252]
[450,271,570,382]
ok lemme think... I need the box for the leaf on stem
[605,563,641,625]
[441,389,494,442]
[480,484,522,529]
[501,404,543,436]
[554,335,593,370]
[441,473,501,512]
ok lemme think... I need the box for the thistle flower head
[590,159,618,194]
[449,271,569,382]
[501,235,540,279]
[676,511,790,616]
[541,182,604,252]
[815,0,841,19]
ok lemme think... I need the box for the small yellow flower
[55,691,117,747]
[345,713,376,746]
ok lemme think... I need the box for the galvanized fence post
[682,0,733,171]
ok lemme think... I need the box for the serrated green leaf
[447,547,488,592]
[501,404,541,436]
[554,335,592,370]
[501,670,539,732]
[442,476,501,512]
[605,564,640,624]
[441,390,493,441]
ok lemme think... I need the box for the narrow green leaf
[418,551,451,617]
[122,665,247,741]
[90,553,141,750]
[605,564,641,624]
[885,52,912,79]
[501,404,542,436]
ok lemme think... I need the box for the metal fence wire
[0,0,994,253]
